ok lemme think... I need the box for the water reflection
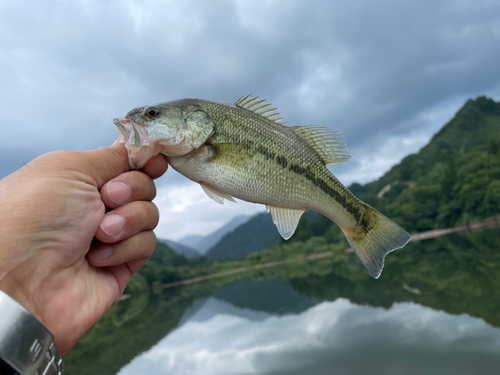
[64,230,500,374]
[119,296,500,375]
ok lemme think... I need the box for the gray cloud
[2,0,500,237]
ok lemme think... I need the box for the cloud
[333,95,468,185]
[2,0,500,238]
[118,298,500,375]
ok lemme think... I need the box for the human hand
[0,142,168,354]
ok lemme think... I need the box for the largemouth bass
[113,94,411,278]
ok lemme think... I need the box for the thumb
[82,142,130,189]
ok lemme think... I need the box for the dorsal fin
[291,125,351,165]
[235,94,287,127]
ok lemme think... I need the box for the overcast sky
[1,0,500,240]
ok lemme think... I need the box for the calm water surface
[65,230,500,374]
[118,281,500,375]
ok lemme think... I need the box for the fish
[113,94,411,278]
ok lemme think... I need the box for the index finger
[83,143,130,189]
[140,154,169,179]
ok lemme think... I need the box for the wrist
[0,290,63,374]
[0,268,41,328]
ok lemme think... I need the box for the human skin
[0,142,168,354]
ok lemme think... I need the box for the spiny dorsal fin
[235,94,287,127]
[266,205,305,240]
[291,125,351,165]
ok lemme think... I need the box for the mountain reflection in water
[64,230,500,375]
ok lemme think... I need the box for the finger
[95,201,159,243]
[101,171,156,209]
[105,264,132,302]
[87,230,156,268]
[125,257,152,277]
[92,231,157,302]
[104,256,154,302]
[140,154,169,180]
[82,143,130,189]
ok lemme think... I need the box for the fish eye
[145,107,159,118]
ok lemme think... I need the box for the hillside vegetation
[205,213,280,260]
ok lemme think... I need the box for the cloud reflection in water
[118,298,500,375]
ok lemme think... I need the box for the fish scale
[113,94,411,278]
[197,99,362,224]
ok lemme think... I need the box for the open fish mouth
[113,117,163,169]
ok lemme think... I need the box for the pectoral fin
[267,205,305,240]
[200,183,237,205]
[291,125,351,165]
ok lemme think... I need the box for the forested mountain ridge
[162,239,200,258]
[205,213,280,260]
[291,95,500,242]
[350,96,500,200]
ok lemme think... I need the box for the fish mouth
[113,117,163,170]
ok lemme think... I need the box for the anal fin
[200,183,237,205]
[267,205,305,240]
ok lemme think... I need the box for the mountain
[213,278,318,315]
[164,240,200,258]
[178,215,251,254]
[205,213,280,260]
[350,96,500,200]
[292,95,500,242]
[205,209,322,261]
[198,215,251,253]
[353,95,500,231]
[177,234,204,249]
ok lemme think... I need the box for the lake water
[65,229,500,375]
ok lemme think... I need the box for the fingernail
[100,214,125,236]
[107,181,132,205]
[88,246,113,262]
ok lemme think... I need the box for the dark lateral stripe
[255,144,361,221]
[288,162,361,222]
[212,130,362,222]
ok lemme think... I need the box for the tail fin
[341,205,411,279]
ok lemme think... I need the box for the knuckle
[144,231,157,255]
[133,202,159,228]
[149,204,160,226]
[33,151,74,166]
[149,180,157,200]
[140,173,156,199]
[134,231,156,257]
[124,171,156,199]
